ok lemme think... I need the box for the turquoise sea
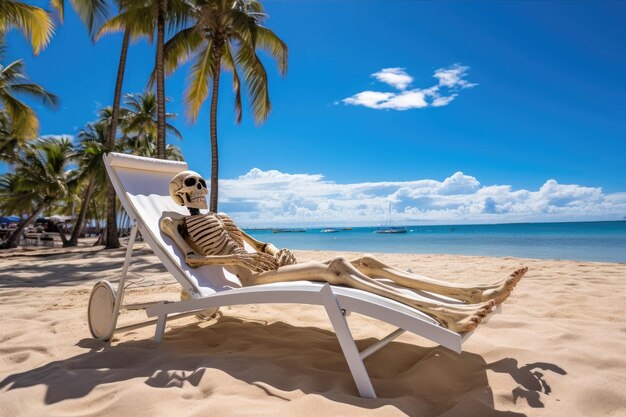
[246,221,626,263]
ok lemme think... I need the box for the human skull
[169,170,208,210]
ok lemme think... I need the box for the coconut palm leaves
[0,111,21,163]
[168,0,287,123]
[0,0,55,55]
[164,0,287,211]
[63,121,109,246]
[0,57,59,139]
[49,0,108,34]
[98,0,192,159]
[120,90,182,157]
[0,136,77,248]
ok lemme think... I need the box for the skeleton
[161,171,527,333]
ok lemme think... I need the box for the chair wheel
[88,280,117,341]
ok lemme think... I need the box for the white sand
[1,244,625,416]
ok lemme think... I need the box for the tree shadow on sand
[0,316,565,416]
[487,358,566,408]
[0,247,167,288]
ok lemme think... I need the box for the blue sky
[3,1,626,226]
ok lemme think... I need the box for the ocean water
[246,221,626,263]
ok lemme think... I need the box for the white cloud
[343,90,428,110]
[371,68,413,90]
[431,94,458,107]
[342,64,476,111]
[342,91,396,109]
[433,64,477,89]
[217,168,626,227]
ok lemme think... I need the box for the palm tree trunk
[55,223,69,246]
[155,0,168,159]
[0,204,45,249]
[109,28,130,150]
[66,177,96,247]
[209,53,222,213]
[104,29,130,250]
[105,187,119,248]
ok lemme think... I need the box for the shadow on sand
[0,246,167,288]
[0,316,565,416]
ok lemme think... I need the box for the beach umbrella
[0,215,20,223]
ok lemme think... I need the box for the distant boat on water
[272,228,307,233]
[342,227,353,230]
[375,226,407,234]
[321,228,339,233]
[375,202,407,234]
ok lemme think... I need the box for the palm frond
[166,0,194,34]
[165,122,183,139]
[8,83,59,109]
[222,44,242,123]
[255,26,288,76]
[0,0,55,55]
[0,59,28,81]
[165,143,184,161]
[95,6,155,42]
[0,93,39,138]
[68,0,109,34]
[163,27,204,76]
[235,43,270,124]
[184,41,215,122]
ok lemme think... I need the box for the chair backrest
[104,152,243,297]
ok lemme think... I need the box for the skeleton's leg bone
[349,255,527,305]
[249,258,494,332]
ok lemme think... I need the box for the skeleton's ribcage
[184,213,246,256]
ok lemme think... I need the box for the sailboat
[375,203,407,234]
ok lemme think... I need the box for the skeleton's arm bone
[160,216,196,256]
[184,253,245,268]
[240,230,279,255]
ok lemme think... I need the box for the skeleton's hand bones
[234,251,279,273]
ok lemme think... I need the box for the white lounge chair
[89,152,495,399]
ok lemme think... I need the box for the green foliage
[0,0,55,55]
[0,136,77,217]
[119,90,182,157]
[165,0,288,124]
[0,58,59,140]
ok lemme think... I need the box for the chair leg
[101,222,139,340]
[320,284,377,399]
[154,312,167,343]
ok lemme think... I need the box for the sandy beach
[1,243,625,417]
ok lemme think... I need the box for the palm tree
[0,137,77,249]
[99,0,191,158]
[0,51,59,140]
[0,0,55,55]
[94,5,140,250]
[120,90,182,156]
[65,121,109,246]
[163,0,287,212]
[96,0,188,248]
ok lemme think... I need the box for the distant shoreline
[243,219,626,231]
[246,220,626,263]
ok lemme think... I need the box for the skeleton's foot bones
[429,302,495,333]
[442,267,527,305]
[477,267,527,304]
